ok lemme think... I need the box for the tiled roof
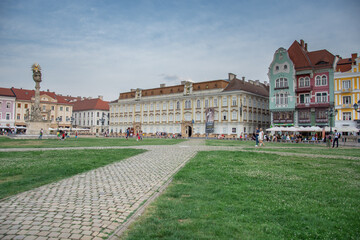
[73,98,109,111]
[223,78,269,97]
[336,58,353,72]
[11,88,72,104]
[119,80,229,99]
[0,87,15,97]
[288,40,335,71]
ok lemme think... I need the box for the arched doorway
[186,125,192,137]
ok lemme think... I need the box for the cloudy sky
[0,0,359,101]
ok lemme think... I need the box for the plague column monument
[26,63,51,135]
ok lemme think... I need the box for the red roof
[223,78,269,97]
[288,40,335,71]
[73,98,109,111]
[11,88,73,105]
[336,53,358,72]
[0,87,15,97]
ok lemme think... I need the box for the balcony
[341,88,352,93]
[296,86,312,93]
[342,104,353,108]
[274,119,293,124]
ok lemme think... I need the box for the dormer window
[284,65,287,70]
[275,66,279,71]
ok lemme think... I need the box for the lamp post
[56,116,62,131]
[66,116,75,133]
[354,100,360,113]
[99,113,106,136]
[327,107,338,134]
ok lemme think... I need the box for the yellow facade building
[334,53,360,131]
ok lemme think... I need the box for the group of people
[254,128,265,147]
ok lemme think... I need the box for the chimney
[98,95,103,100]
[181,81,186,85]
[228,73,236,81]
[242,76,245,83]
[255,80,260,86]
[160,83,166,88]
[47,89,49,92]
[351,53,358,60]
[304,43,308,51]
[130,89,136,92]
[300,39,304,48]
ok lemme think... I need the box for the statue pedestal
[26,121,51,135]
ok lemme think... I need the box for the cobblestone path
[0,139,358,239]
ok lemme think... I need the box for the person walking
[255,127,259,147]
[39,128,43,139]
[259,128,265,147]
[75,131,78,140]
[332,130,340,148]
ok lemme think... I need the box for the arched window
[321,75,327,86]
[197,99,201,108]
[275,78,288,88]
[284,65,288,70]
[299,77,305,87]
[315,76,321,86]
[176,101,180,110]
[305,77,310,86]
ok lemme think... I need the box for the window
[316,92,327,103]
[205,99,209,108]
[222,112,227,120]
[197,99,201,108]
[214,99,218,107]
[299,94,310,104]
[299,111,310,120]
[185,100,191,109]
[176,101,180,110]
[196,113,200,121]
[162,102,167,111]
[135,115,140,122]
[66,107,69,112]
[275,66,279,71]
[169,101,173,110]
[232,111,237,120]
[184,113,191,121]
[169,114,173,121]
[51,106,54,110]
[25,104,28,108]
[299,77,310,87]
[284,65,288,70]
[136,104,140,112]
[232,96,237,106]
[275,78,288,88]
[343,112,351,121]
[17,114,20,120]
[343,96,351,105]
[342,80,351,89]
[316,110,327,120]
[275,93,289,105]
[17,103,21,108]
[97,112,100,117]
[243,97,246,105]
[156,115,160,122]
[6,102,10,109]
[321,75,327,86]
[176,114,180,121]
[60,106,63,111]
[150,103,153,111]
[222,97,227,106]
[42,105,46,111]
[156,102,160,110]
[162,114,166,121]
[232,128,236,133]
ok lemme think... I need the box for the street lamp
[99,113,106,135]
[66,116,75,133]
[353,100,360,113]
[327,107,338,134]
[56,116,62,131]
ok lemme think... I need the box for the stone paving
[0,139,358,240]
[0,140,204,240]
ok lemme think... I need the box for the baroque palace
[109,73,270,138]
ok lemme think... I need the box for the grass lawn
[206,139,325,148]
[122,151,360,239]
[0,136,185,148]
[246,147,360,158]
[0,148,145,199]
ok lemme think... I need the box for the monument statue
[29,63,43,121]
[26,63,51,136]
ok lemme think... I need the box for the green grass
[0,149,145,199]
[0,136,185,148]
[246,147,360,158]
[122,151,360,239]
[206,139,325,148]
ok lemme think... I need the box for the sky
[0,0,359,101]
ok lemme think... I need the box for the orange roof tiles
[0,87,15,97]
[73,98,109,111]
[11,88,73,105]
[288,40,335,71]
[223,78,269,97]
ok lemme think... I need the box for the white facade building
[72,97,109,134]
[109,74,270,138]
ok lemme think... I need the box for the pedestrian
[255,127,259,147]
[62,131,66,140]
[136,132,139,142]
[39,128,43,139]
[332,130,340,148]
[259,128,265,147]
[75,131,78,140]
